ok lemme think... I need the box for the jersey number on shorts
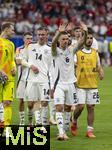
[73,93,78,104]
[93,92,99,102]
[43,89,49,96]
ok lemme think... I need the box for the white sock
[64,111,71,132]
[0,103,4,121]
[49,99,55,120]
[56,112,64,135]
[87,126,94,132]
[28,109,33,125]
[41,106,48,125]
[34,110,41,125]
[19,111,25,125]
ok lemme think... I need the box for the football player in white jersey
[51,22,88,140]
[21,26,52,126]
[69,26,83,119]
[71,26,82,45]
[16,32,33,125]
[49,56,57,125]
[72,27,98,50]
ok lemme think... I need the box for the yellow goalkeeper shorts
[2,81,14,101]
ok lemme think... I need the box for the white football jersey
[22,43,52,83]
[91,38,98,50]
[16,45,29,82]
[71,39,78,45]
[52,47,77,87]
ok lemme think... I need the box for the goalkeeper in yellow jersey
[0,22,16,128]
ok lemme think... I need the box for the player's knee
[19,99,24,105]
[28,102,34,109]
[41,101,48,107]
[55,104,64,112]
[64,105,71,112]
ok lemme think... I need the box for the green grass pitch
[12,67,112,150]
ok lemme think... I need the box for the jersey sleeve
[68,42,79,54]
[21,46,32,68]
[46,48,53,70]
[15,47,20,57]
[92,38,98,50]
[74,54,77,64]
[11,42,16,69]
[15,47,22,60]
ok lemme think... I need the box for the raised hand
[58,22,68,33]
[80,21,88,32]
[66,22,74,32]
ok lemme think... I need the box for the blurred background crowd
[0,0,112,66]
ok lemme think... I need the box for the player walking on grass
[21,26,52,126]
[71,29,104,138]
[51,22,87,140]
[0,22,16,127]
[15,32,33,125]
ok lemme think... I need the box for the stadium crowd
[0,0,112,66]
[0,0,112,37]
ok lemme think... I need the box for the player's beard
[85,41,92,48]
[61,42,68,50]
